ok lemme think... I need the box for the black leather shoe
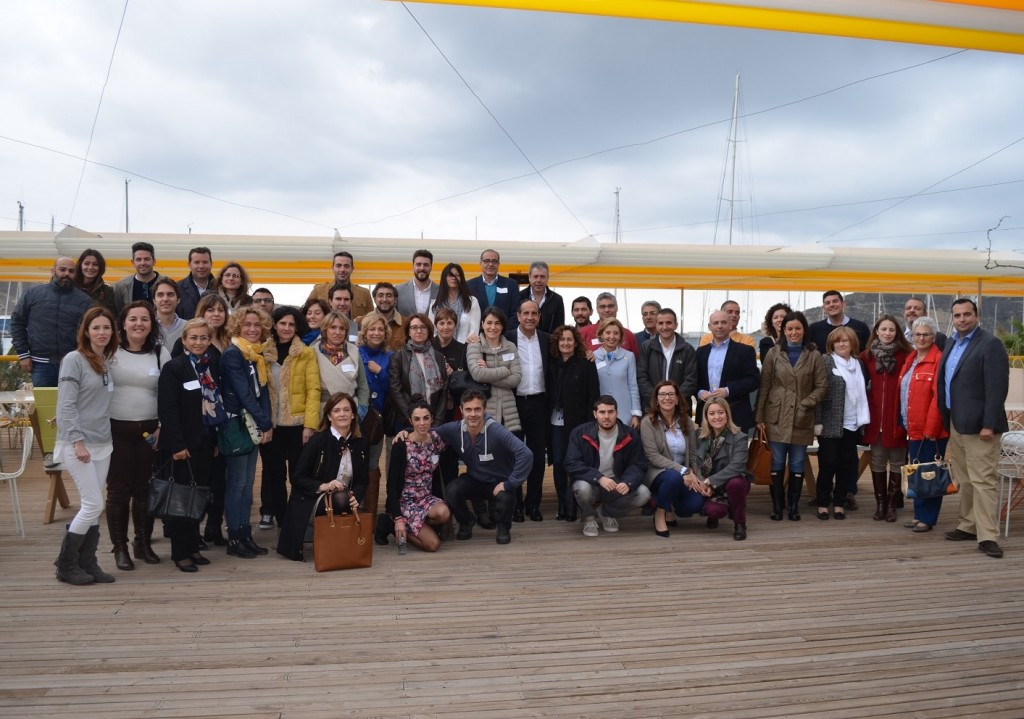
[529,509,543,522]
[112,544,134,571]
[191,553,211,566]
[979,540,1004,558]
[641,499,656,516]
[243,537,269,555]
[512,508,526,524]
[456,516,475,541]
[844,496,859,511]
[476,513,496,530]
[196,536,209,551]
[666,520,678,528]
[496,525,511,545]
[175,559,199,573]
[227,539,257,558]
[706,517,719,529]
[733,524,747,541]
[654,518,670,538]
[945,528,978,541]
[205,526,228,546]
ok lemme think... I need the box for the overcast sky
[2,2,1023,329]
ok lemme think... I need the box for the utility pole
[125,179,130,233]
[17,201,24,231]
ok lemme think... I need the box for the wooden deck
[1,445,1023,719]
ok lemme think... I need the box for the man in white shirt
[517,261,565,334]
[395,249,439,318]
[505,300,550,522]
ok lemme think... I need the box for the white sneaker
[258,514,274,530]
[582,519,599,537]
[597,509,619,533]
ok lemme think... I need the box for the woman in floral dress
[383,399,452,552]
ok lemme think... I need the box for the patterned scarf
[319,338,349,366]
[187,351,228,428]
[232,336,269,386]
[870,339,898,374]
[408,340,445,399]
[701,433,727,478]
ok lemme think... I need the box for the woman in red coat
[898,316,949,532]
[860,314,912,521]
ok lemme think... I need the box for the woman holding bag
[276,392,369,561]
[157,318,224,572]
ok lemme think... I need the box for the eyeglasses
[912,332,935,339]
[656,392,677,398]
[408,325,428,332]
[481,258,499,264]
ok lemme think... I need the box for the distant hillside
[804,292,1022,336]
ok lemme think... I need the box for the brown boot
[106,501,134,570]
[871,470,888,521]
[132,501,160,564]
[885,471,901,522]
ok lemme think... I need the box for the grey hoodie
[434,414,532,493]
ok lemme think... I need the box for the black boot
[885,471,901,522]
[474,500,495,529]
[78,525,115,583]
[871,470,888,521]
[204,522,228,546]
[55,530,95,585]
[787,472,803,521]
[242,530,269,556]
[107,501,134,570]
[769,471,785,521]
[374,514,394,546]
[132,501,160,564]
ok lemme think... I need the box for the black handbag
[448,369,491,404]
[148,459,211,522]
[217,414,255,457]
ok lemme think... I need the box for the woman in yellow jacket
[257,306,321,531]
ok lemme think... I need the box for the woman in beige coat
[755,310,827,522]
[466,307,522,433]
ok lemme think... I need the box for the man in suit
[636,308,697,411]
[517,261,564,334]
[175,246,216,320]
[634,301,661,347]
[395,249,439,318]
[307,251,374,321]
[468,248,520,324]
[937,298,1010,558]
[505,300,550,522]
[696,310,760,432]
[903,297,947,350]
[809,290,870,353]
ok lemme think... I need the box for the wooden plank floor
[1,444,1023,719]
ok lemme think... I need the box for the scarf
[231,336,269,386]
[319,338,349,366]
[408,340,445,399]
[785,341,803,367]
[832,353,871,429]
[869,339,899,374]
[701,432,727,478]
[302,328,320,346]
[187,351,228,428]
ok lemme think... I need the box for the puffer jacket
[755,344,827,446]
[466,336,522,434]
[11,279,92,364]
[264,337,321,429]
[898,345,948,441]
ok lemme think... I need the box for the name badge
[590,338,601,346]
[595,360,608,369]
[148,367,161,377]
[341,361,357,373]
[496,287,508,294]
[832,368,843,377]
[479,453,494,462]
[183,380,201,391]
[502,352,515,362]
[430,454,439,466]
[349,334,358,343]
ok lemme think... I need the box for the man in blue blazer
[937,298,1009,558]
[468,249,520,328]
[695,310,760,432]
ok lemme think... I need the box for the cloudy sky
[2,2,1023,328]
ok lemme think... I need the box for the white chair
[997,421,1024,538]
[0,426,32,539]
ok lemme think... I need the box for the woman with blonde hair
[312,311,369,414]
[696,397,752,540]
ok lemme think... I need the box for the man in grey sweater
[435,391,532,545]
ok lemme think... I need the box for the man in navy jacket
[467,249,520,327]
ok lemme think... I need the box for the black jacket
[175,274,216,320]
[565,420,648,490]
[695,341,760,432]
[517,287,565,334]
[11,280,92,364]
[157,352,222,455]
[936,327,1009,435]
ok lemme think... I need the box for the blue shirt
[707,338,729,391]
[943,325,978,410]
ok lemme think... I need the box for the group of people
[9,244,1012,584]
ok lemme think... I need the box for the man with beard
[395,250,439,318]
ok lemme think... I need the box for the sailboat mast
[726,74,740,246]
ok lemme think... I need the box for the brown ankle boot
[871,470,888,521]
[885,471,901,522]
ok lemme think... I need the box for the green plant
[0,360,28,391]
[1001,320,1024,357]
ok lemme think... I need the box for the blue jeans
[651,469,705,516]
[224,448,258,539]
[909,438,948,526]
[31,362,60,388]
[770,441,807,474]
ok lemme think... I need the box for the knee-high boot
[769,470,785,521]
[885,471,901,522]
[106,501,134,570]
[787,472,803,521]
[55,530,94,585]
[131,500,160,564]
[871,470,888,521]
[78,525,115,583]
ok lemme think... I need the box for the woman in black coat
[546,325,600,521]
[276,392,370,561]
[157,318,225,572]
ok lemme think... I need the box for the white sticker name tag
[341,361,357,373]
[479,453,494,462]
[590,338,601,346]
[595,360,608,369]
[502,352,515,362]
[183,380,201,391]
[496,287,508,294]
[148,367,161,377]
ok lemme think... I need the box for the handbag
[448,369,491,404]
[746,427,772,486]
[361,406,384,445]
[217,414,255,457]
[903,455,958,499]
[147,459,211,523]
[313,492,373,572]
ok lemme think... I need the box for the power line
[69,0,130,224]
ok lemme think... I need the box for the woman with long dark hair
[106,300,171,570]
[759,302,791,362]
[430,262,480,344]
[53,307,119,585]
[73,248,115,313]
[276,393,369,561]
[216,262,253,314]
[301,298,330,346]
